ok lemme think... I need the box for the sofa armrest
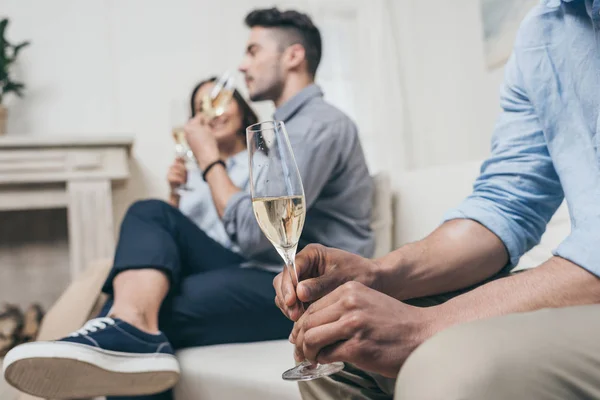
[36,258,112,341]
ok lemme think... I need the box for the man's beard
[249,65,285,103]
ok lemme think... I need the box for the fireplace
[0,135,132,309]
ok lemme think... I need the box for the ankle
[108,307,159,335]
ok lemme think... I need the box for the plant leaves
[3,81,25,97]
[0,18,31,101]
[12,41,30,59]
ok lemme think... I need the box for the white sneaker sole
[2,341,180,398]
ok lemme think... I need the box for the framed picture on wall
[481,0,537,69]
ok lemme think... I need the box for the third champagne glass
[202,71,236,119]
[170,100,194,193]
[247,120,345,381]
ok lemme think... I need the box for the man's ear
[282,43,306,71]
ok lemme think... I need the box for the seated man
[275,1,600,399]
[2,8,374,400]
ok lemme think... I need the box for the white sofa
[173,160,571,400]
[0,161,571,400]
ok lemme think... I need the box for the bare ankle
[108,307,159,335]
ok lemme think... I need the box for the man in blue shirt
[275,1,600,399]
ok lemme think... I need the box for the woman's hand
[167,157,187,194]
[185,114,221,171]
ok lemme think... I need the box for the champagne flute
[202,71,236,119]
[170,100,194,193]
[247,120,345,381]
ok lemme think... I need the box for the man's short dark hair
[245,8,322,77]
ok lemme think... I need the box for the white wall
[1,0,277,226]
[1,0,506,227]
[391,0,505,171]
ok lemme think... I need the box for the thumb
[297,274,341,303]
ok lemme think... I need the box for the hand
[167,158,187,194]
[184,114,220,171]
[290,281,440,378]
[273,244,383,322]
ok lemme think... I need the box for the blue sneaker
[2,317,179,398]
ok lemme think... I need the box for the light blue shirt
[444,0,600,277]
[179,150,250,253]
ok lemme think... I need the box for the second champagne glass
[247,120,345,381]
[202,71,236,119]
[170,100,194,193]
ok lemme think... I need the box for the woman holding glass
[99,78,296,399]
[3,76,294,400]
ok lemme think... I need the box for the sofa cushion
[175,340,301,400]
[371,173,393,258]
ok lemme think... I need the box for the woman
[103,80,290,399]
[167,77,257,251]
[2,77,293,400]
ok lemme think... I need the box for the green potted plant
[0,18,29,136]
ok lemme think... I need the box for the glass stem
[281,247,305,312]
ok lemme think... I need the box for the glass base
[282,361,345,381]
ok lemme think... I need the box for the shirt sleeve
[442,52,564,267]
[221,118,345,259]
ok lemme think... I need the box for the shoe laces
[70,317,116,337]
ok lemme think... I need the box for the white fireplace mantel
[0,135,133,278]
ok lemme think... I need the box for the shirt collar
[273,84,323,122]
[542,0,595,22]
[541,0,577,7]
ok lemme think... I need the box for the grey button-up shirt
[222,84,375,271]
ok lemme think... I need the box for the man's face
[239,27,285,102]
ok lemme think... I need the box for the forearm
[376,219,508,300]
[204,164,242,217]
[433,256,600,329]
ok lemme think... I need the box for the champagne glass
[170,100,194,193]
[247,120,345,381]
[202,71,236,119]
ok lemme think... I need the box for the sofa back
[373,161,571,270]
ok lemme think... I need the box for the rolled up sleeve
[443,53,564,267]
[553,220,600,277]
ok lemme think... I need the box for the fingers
[167,164,187,187]
[294,244,325,280]
[273,273,286,315]
[297,273,343,304]
[314,340,353,366]
[295,245,351,304]
[298,318,354,364]
[273,272,302,321]
[290,285,346,342]
[292,282,369,363]
[282,265,297,307]
[189,112,208,126]
[291,301,344,360]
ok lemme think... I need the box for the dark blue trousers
[102,200,293,400]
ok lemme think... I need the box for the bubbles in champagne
[252,195,305,250]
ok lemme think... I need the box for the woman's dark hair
[189,77,259,140]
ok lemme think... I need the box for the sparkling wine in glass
[170,100,194,193]
[247,120,345,381]
[202,71,235,119]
